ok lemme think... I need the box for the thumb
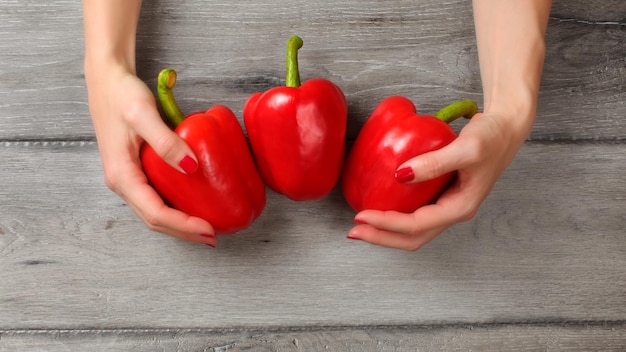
[395,139,471,183]
[131,103,198,175]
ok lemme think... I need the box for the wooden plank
[0,0,624,140]
[1,142,624,329]
[1,0,624,349]
[537,12,626,141]
[551,0,626,22]
[1,324,625,351]
[0,1,89,140]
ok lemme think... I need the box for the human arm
[347,0,552,250]
[82,0,216,246]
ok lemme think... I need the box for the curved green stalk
[433,100,479,124]
[285,35,304,88]
[157,68,185,127]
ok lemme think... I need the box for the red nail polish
[347,235,362,241]
[205,243,216,248]
[179,155,198,174]
[353,218,367,225]
[395,167,414,183]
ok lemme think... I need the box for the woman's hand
[347,110,529,251]
[85,67,217,247]
[348,0,552,251]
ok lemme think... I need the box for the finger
[354,204,460,235]
[395,138,475,184]
[126,99,198,175]
[348,224,446,251]
[129,195,218,247]
[116,169,217,246]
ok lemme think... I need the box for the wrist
[482,82,540,134]
[82,0,140,84]
[84,55,135,88]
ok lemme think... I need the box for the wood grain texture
[551,0,626,22]
[1,0,625,349]
[0,0,624,140]
[0,143,624,330]
[0,1,88,140]
[1,324,625,352]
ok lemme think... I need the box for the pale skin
[82,0,551,250]
[83,0,216,247]
[348,0,552,250]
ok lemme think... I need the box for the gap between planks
[1,320,625,336]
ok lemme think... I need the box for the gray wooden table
[1,0,625,350]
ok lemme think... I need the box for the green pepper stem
[433,100,479,124]
[285,35,304,88]
[157,68,186,127]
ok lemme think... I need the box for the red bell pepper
[342,96,477,213]
[243,36,348,201]
[141,69,266,234]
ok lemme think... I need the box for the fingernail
[353,218,367,225]
[395,167,414,183]
[201,234,215,248]
[347,235,362,241]
[179,155,198,174]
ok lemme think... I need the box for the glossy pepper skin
[244,36,348,201]
[342,96,477,213]
[141,69,266,234]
